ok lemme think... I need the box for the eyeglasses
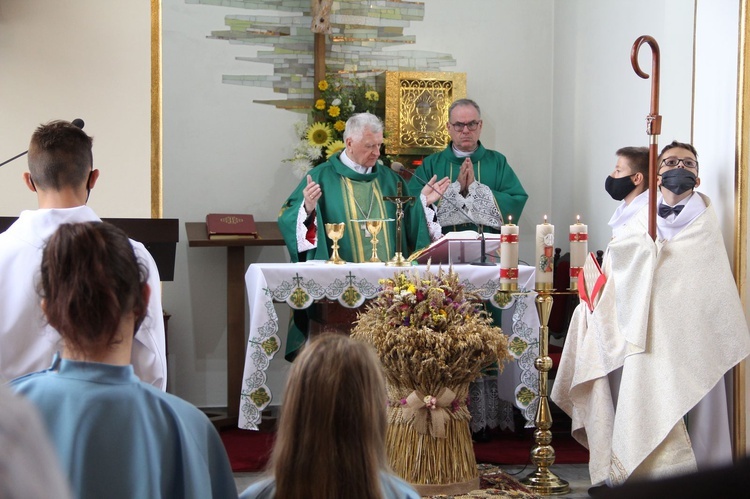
[660,157,699,169]
[449,120,481,131]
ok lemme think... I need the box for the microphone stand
[472,223,494,266]
[398,163,496,266]
[0,151,28,168]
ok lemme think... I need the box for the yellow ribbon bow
[401,387,456,438]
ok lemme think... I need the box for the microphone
[0,118,85,168]
[392,161,494,266]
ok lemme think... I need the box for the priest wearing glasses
[408,98,528,234]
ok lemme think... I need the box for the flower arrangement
[286,74,381,178]
[352,268,510,393]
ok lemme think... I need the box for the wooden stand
[186,221,285,429]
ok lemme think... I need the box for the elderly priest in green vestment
[279,112,442,263]
[278,112,446,360]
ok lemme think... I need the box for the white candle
[569,216,588,290]
[500,217,519,290]
[535,215,554,290]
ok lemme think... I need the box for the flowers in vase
[285,74,381,178]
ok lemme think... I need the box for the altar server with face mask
[605,146,649,238]
[553,141,750,489]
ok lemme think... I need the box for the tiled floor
[233,463,593,498]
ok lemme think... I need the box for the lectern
[0,217,179,281]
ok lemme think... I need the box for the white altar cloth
[240,262,541,429]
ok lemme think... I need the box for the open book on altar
[409,230,502,265]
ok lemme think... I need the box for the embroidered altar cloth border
[239,262,541,429]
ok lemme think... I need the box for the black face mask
[605,174,636,201]
[660,168,697,195]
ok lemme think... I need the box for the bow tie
[658,204,684,218]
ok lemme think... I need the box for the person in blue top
[10,221,238,499]
[240,333,420,499]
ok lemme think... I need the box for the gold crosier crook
[631,35,662,241]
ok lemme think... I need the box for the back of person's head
[343,112,383,141]
[271,333,388,499]
[40,221,147,358]
[616,146,650,188]
[28,120,93,191]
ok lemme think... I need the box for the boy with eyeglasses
[408,98,528,234]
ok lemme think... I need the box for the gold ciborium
[365,219,384,262]
[324,223,346,264]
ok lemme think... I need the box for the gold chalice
[324,222,346,264]
[365,219,384,262]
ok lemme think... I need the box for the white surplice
[552,193,750,485]
[0,206,167,390]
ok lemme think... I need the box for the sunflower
[318,79,329,91]
[365,90,379,101]
[306,122,333,147]
[327,105,341,118]
[333,120,346,132]
[315,99,326,110]
[325,140,345,158]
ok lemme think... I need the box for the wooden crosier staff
[631,35,662,241]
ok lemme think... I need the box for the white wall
[0,0,151,218]
[551,0,694,257]
[694,0,740,259]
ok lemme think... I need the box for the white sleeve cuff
[296,203,317,252]
[420,194,444,242]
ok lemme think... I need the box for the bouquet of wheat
[351,267,511,496]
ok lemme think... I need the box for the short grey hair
[448,98,481,120]
[343,112,383,141]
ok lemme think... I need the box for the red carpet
[220,428,588,472]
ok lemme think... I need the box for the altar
[240,262,544,430]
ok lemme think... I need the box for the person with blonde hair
[11,221,237,499]
[240,333,419,499]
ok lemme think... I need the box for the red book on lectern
[205,213,258,240]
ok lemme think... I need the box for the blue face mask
[660,168,697,195]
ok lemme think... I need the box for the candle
[569,215,588,290]
[535,215,554,290]
[500,216,519,291]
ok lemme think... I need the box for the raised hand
[422,175,451,205]
[303,175,322,214]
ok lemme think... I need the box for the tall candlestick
[500,216,519,291]
[569,216,588,290]
[535,215,554,290]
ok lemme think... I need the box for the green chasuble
[408,141,528,234]
[279,153,432,263]
[278,153,432,361]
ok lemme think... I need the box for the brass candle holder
[519,288,577,496]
